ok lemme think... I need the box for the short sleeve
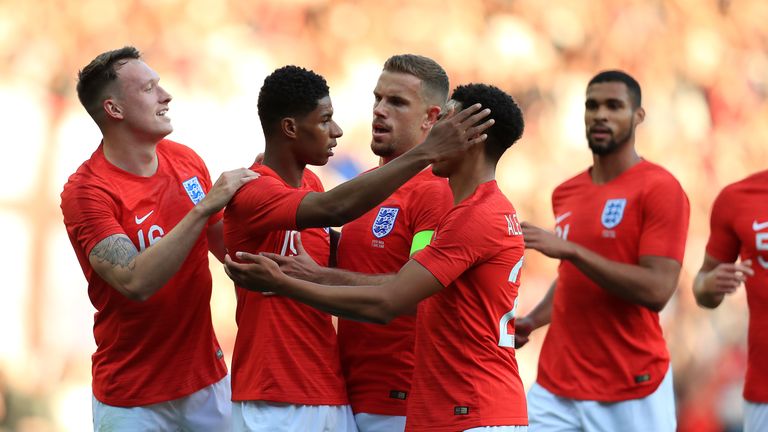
[637,176,690,262]
[61,183,125,257]
[705,187,740,263]
[412,205,496,287]
[226,176,311,233]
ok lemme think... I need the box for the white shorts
[354,412,405,432]
[744,400,768,432]
[92,375,231,432]
[527,367,675,432]
[233,401,357,432]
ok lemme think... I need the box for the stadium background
[0,0,765,430]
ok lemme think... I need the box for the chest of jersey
[553,182,643,260]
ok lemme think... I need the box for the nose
[158,85,172,104]
[373,99,386,118]
[331,120,343,138]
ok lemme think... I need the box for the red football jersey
[706,169,768,402]
[538,160,689,401]
[336,168,452,415]
[409,181,527,431]
[223,164,347,405]
[60,140,227,407]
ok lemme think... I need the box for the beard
[587,121,634,156]
[370,139,396,158]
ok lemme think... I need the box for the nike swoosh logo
[135,210,154,225]
[753,220,768,231]
[555,211,572,224]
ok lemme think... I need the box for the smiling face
[111,59,173,141]
[584,81,644,156]
[371,71,436,162]
[294,96,343,166]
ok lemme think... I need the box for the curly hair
[450,84,524,161]
[76,46,141,122]
[258,65,330,136]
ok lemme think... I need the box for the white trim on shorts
[232,400,357,432]
[527,366,676,432]
[92,374,231,432]
[744,400,768,432]
[354,412,406,432]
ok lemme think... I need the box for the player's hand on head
[201,168,260,215]
[224,251,282,293]
[260,233,320,281]
[422,103,494,163]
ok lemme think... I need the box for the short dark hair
[77,46,141,121]
[588,70,642,108]
[383,54,449,107]
[257,65,330,136]
[450,84,524,162]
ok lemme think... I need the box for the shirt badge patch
[372,207,399,238]
[182,176,206,205]
[601,198,627,229]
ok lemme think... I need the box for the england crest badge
[372,207,399,238]
[601,198,627,229]
[182,176,206,205]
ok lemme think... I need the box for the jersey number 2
[498,257,523,348]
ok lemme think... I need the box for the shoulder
[553,169,590,197]
[158,139,206,166]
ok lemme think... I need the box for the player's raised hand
[702,259,754,295]
[224,251,284,293]
[199,168,260,216]
[420,103,494,163]
[521,221,575,259]
[260,233,321,282]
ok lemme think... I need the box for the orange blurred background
[1,0,766,430]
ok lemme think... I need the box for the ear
[423,105,442,129]
[281,118,298,139]
[634,106,646,125]
[104,99,123,120]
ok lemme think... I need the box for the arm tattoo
[90,235,138,270]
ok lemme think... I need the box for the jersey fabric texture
[706,169,768,403]
[223,163,347,405]
[538,160,689,401]
[336,168,452,415]
[410,181,527,431]
[61,140,226,407]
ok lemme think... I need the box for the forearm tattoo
[90,235,138,270]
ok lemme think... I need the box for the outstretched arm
[261,232,394,285]
[522,222,680,312]
[514,280,556,349]
[693,255,753,308]
[225,252,442,324]
[296,104,493,229]
[89,168,258,301]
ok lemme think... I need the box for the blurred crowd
[1,0,766,430]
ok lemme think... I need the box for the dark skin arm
[295,104,493,229]
[521,221,681,312]
[224,252,440,324]
[692,255,753,308]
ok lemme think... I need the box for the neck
[590,142,641,184]
[262,144,305,187]
[448,153,495,205]
[101,131,161,177]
